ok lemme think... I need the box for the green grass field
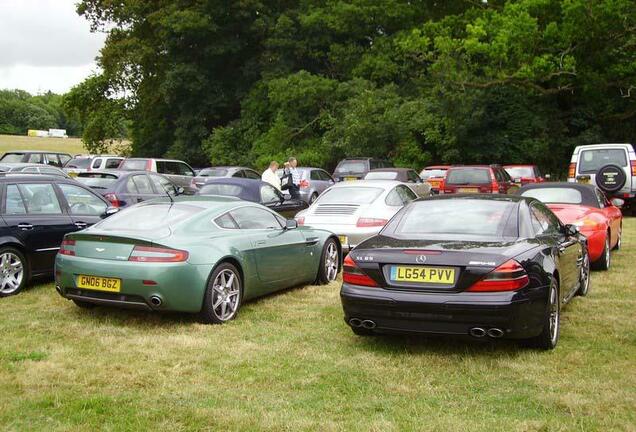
[1,220,635,431]
[0,134,87,156]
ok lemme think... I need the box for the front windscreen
[505,167,534,179]
[445,168,491,185]
[389,199,516,237]
[365,171,398,180]
[318,187,383,204]
[579,149,628,173]
[199,168,228,177]
[198,184,244,197]
[96,203,204,234]
[119,159,148,171]
[0,153,24,163]
[335,161,366,173]
[521,188,586,205]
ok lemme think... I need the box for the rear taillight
[296,216,305,226]
[467,259,529,292]
[59,239,76,256]
[356,218,388,228]
[568,163,576,178]
[190,178,198,189]
[631,160,636,176]
[145,160,152,171]
[491,177,499,193]
[104,193,121,208]
[343,255,378,287]
[439,180,445,194]
[573,218,604,231]
[299,179,310,189]
[128,246,189,263]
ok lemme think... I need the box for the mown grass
[1,220,635,431]
[0,134,87,156]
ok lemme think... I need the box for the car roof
[124,157,188,163]
[199,166,252,171]
[2,150,71,155]
[422,165,450,169]
[0,173,73,182]
[518,182,600,208]
[503,164,537,168]
[78,170,149,178]
[368,168,412,173]
[330,180,404,189]
[415,193,529,204]
[0,162,49,168]
[447,165,493,170]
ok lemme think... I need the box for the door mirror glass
[564,224,579,236]
[610,197,624,208]
[102,206,120,218]
[285,219,298,230]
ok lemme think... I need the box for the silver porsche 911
[294,180,417,253]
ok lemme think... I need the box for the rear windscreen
[505,167,534,179]
[445,168,491,185]
[65,158,92,169]
[335,161,366,173]
[579,149,628,173]
[198,168,228,177]
[419,169,447,179]
[388,199,515,237]
[120,160,149,171]
[318,187,383,204]
[521,188,589,206]
[77,173,118,189]
[365,171,398,180]
[96,203,204,233]
[198,184,244,197]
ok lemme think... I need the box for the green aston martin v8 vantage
[54,196,341,323]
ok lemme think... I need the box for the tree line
[65,0,634,174]
[0,90,81,136]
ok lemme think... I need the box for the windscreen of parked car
[335,161,366,173]
[520,188,594,206]
[65,158,92,169]
[198,168,228,177]
[579,149,628,173]
[505,167,535,179]
[119,159,149,171]
[0,153,25,163]
[386,199,516,238]
[96,203,204,235]
[419,169,447,179]
[317,187,383,204]
[77,173,119,189]
[198,184,245,198]
[364,171,398,180]
[445,168,491,185]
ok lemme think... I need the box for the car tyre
[200,263,242,324]
[317,238,340,285]
[0,246,28,297]
[525,276,560,350]
[591,235,611,271]
[576,250,591,297]
[72,299,96,309]
[613,225,622,251]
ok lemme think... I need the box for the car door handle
[17,223,33,230]
[255,240,266,246]
[74,221,88,228]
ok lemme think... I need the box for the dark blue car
[195,178,308,218]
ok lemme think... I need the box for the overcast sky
[0,0,106,94]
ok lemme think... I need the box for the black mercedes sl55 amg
[340,194,590,350]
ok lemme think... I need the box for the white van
[568,143,636,203]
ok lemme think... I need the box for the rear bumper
[55,254,212,313]
[340,283,549,339]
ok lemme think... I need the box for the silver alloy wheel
[605,237,611,268]
[549,283,559,345]
[580,252,590,294]
[211,269,240,321]
[0,252,24,294]
[324,242,339,282]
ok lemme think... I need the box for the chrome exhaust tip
[149,295,163,307]
[361,320,376,329]
[349,318,362,328]
[487,328,504,338]
[55,285,62,295]
[469,327,486,338]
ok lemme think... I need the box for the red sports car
[519,182,623,270]
[504,164,548,185]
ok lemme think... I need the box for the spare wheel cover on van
[596,164,626,193]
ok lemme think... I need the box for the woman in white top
[261,161,281,191]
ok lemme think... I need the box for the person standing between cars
[287,157,301,199]
[261,161,281,191]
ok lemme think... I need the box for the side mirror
[611,198,624,208]
[285,219,298,230]
[102,206,120,218]
[564,224,579,236]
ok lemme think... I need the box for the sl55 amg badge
[469,261,496,266]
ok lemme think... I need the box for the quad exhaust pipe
[349,318,376,329]
[469,327,504,338]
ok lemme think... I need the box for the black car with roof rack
[333,158,393,182]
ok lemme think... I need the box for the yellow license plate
[68,172,78,177]
[428,180,441,188]
[577,178,590,184]
[76,275,121,292]
[339,235,348,245]
[390,266,455,285]
[458,187,479,193]
[344,177,357,181]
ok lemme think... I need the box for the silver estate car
[294,180,417,253]
[277,167,335,204]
